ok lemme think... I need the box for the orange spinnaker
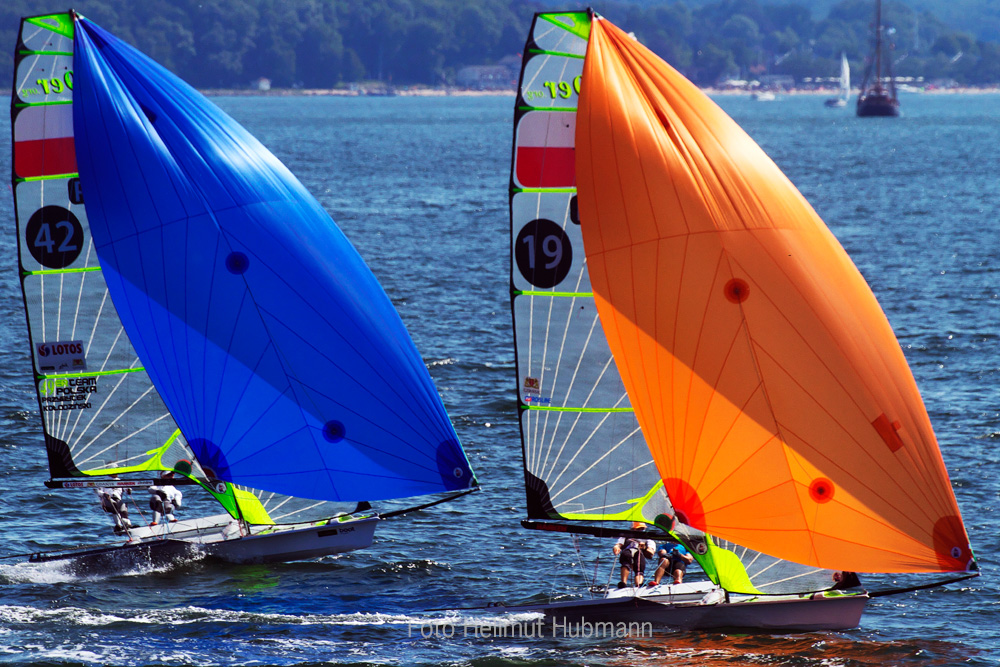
[576,17,971,573]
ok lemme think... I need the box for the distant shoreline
[199,87,515,97]
[199,85,1000,97]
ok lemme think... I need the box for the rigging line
[552,457,656,510]
[74,381,158,462]
[867,572,979,598]
[541,303,609,475]
[540,230,590,476]
[81,411,174,468]
[550,425,644,501]
[69,242,96,341]
[756,568,828,589]
[379,489,477,520]
[64,344,140,448]
[542,351,618,481]
[538,289,591,478]
[269,499,328,522]
[545,408,615,491]
[536,272,560,476]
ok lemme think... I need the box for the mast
[874,0,883,92]
[857,0,899,116]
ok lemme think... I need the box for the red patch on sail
[932,515,972,571]
[809,477,835,503]
[14,137,78,178]
[724,278,750,303]
[872,413,904,452]
[663,478,706,530]
[515,147,575,188]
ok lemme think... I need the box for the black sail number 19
[515,219,572,289]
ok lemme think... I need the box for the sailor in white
[148,475,183,526]
[96,485,132,535]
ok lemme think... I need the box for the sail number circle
[515,219,572,288]
[25,206,84,269]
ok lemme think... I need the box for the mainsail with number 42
[12,11,476,570]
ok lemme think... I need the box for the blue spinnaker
[72,18,474,502]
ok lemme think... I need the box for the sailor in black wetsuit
[612,522,656,588]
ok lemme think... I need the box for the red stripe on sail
[14,137,78,178]
[515,146,575,188]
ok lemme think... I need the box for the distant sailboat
[857,0,899,116]
[825,52,850,107]
[11,11,477,572]
[507,9,975,631]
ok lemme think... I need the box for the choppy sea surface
[0,92,997,666]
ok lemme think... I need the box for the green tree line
[2,0,999,89]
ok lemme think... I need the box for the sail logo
[522,377,552,405]
[36,339,87,372]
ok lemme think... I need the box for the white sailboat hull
[202,516,379,564]
[30,515,379,573]
[518,582,868,632]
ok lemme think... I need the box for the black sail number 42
[25,206,84,269]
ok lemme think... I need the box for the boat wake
[0,602,539,630]
[0,545,207,583]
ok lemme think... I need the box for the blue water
[1,92,998,666]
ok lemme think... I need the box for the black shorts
[619,547,646,573]
[670,555,688,572]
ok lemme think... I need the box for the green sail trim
[652,515,763,594]
[200,482,275,524]
[526,48,585,60]
[72,428,188,477]
[560,479,666,523]
[515,107,578,114]
[38,367,145,382]
[14,168,78,182]
[25,14,74,40]
[18,50,73,56]
[25,266,101,276]
[538,11,591,42]
[514,290,593,297]
[705,537,763,594]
